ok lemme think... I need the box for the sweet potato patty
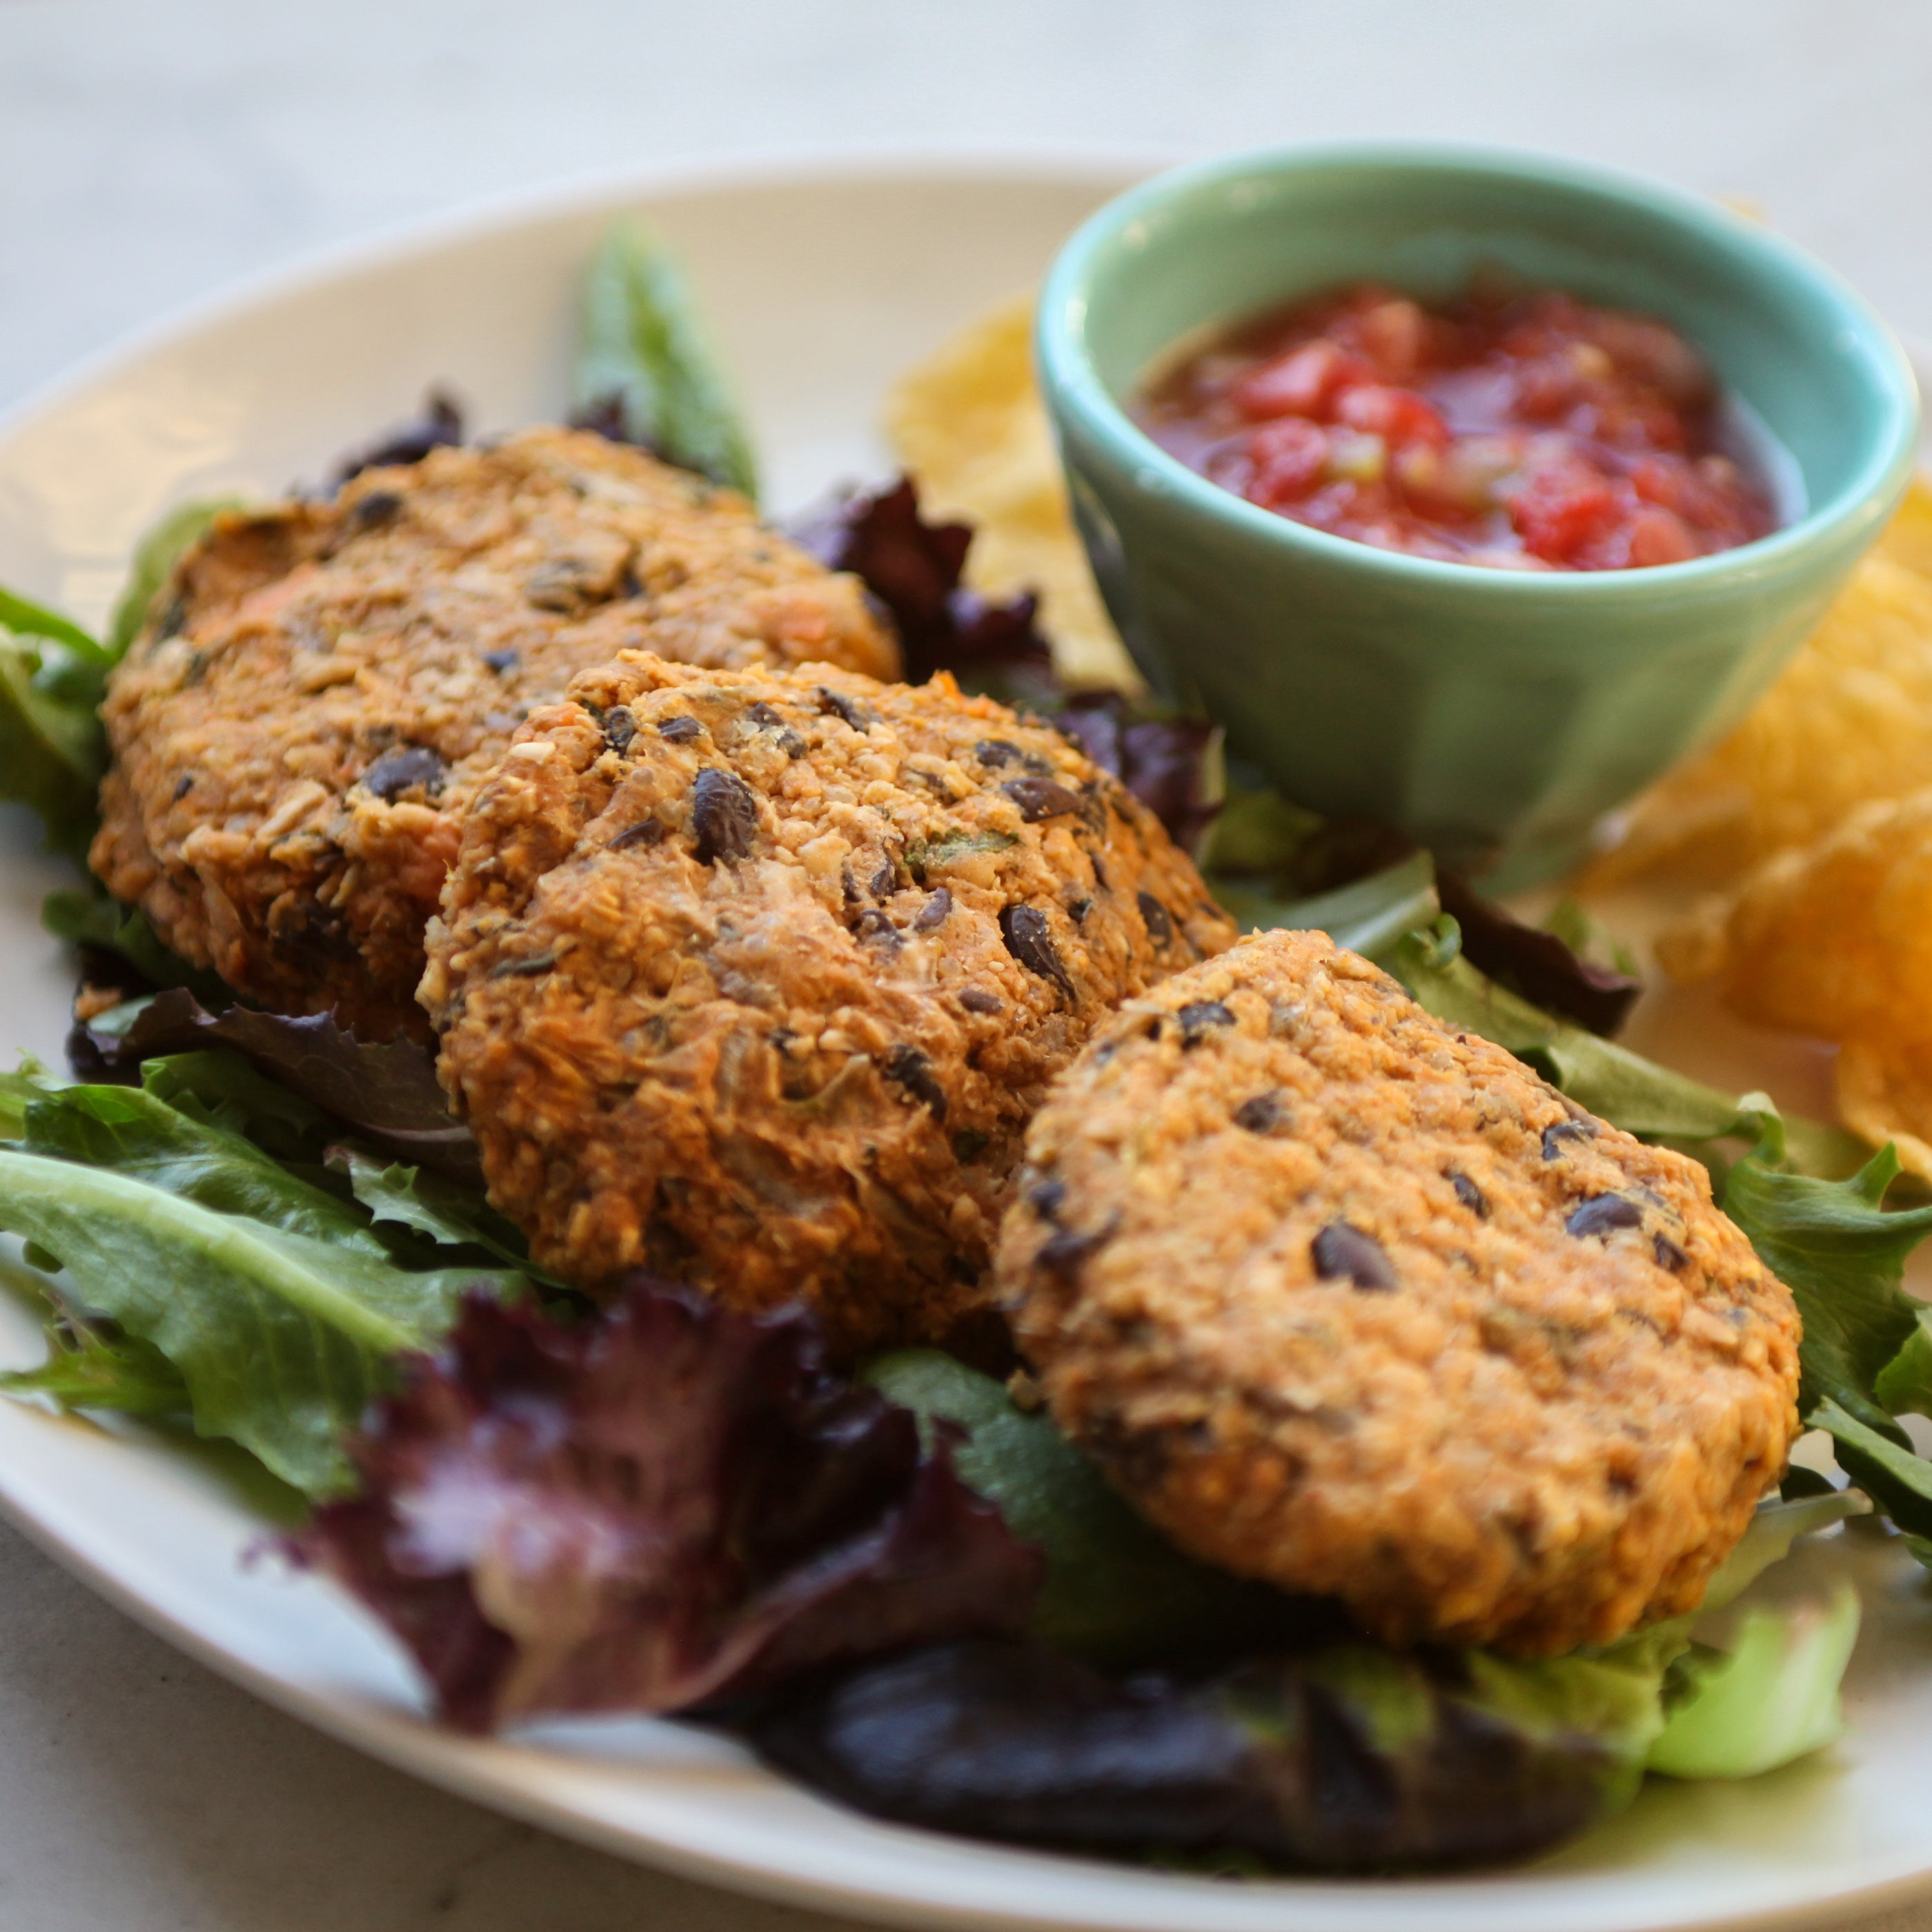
[92,428,896,1039]
[422,652,1235,1352]
[998,929,1802,1657]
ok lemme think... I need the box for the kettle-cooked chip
[1590,479,1932,885]
[1837,1039,1932,1183]
[1658,787,1932,1177]
[887,297,1139,691]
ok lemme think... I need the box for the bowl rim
[1036,139,1922,598]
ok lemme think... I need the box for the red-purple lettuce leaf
[1054,691,1219,854]
[749,1637,1640,1872]
[331,391,465,489]
[790,477,1055,691]
[76,987,482,1186]
[789,476,1231,848]
[304,1281,1043,1731]
[1436,870,1640,1038]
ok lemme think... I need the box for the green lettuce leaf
[0,1068,524,1493]
[140,1048,342,1169]
[1460,1646,1667,1811]
[326,1143,554,1281]
[1699,1490,1870,1610]
[41,889,233,1005]
[867,1351,1862,1804]
[1714,1121,1932,1544]
[1647,1583,1861,1780]
[1214,849,1439,960]
[0,626,108,859]
[574,223,759,500]
[0,585,106,662]
[1804,1399,1932,1539]
[0,1312,190,1417]
[1484,1493,1869,1788]
[1193,783,1323,878]
[19,1074,382,1251]
[1722,1127,1932,1435]
[106,498,237,658]
[0,501,237,862]
[1874,1310,1932,1419]
[1228,850,1866,1178]
[865,1349,1330,1666]
[0,1249,190,1417]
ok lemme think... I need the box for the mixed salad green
[0,225,1928,1872]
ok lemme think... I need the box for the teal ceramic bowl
[1036,144,1921,889]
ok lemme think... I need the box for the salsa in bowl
[1036,144,1918,887]
[1138,279,1780,570]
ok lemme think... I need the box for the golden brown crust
[92,428,896,1039]
[424,653,1234,1352]
[996,929,1802,1657]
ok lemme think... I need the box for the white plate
[1,150,1930,1932]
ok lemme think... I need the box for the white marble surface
[6,1,1932,1926]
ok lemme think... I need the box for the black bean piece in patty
[602,705,637,753]
[1448,1170,1489,1216]
[915,887,952,930]
[958,987,1003,1014]
[1003,777,1084,822]
[881,1044,948,1123]
[1034,1216,1118,1280]
[999,905,1076,1003]
[690,767,759,864]
[362,745,446,801]
[1232,1091,1283,1134]
[659,715,704,742]
[1566,1194,1646,1239]
[854,909,903,954]
[1542,1119,1596,1159]
[1177,1000,1235,1045]
[1136,891,1174,947]
[348,489,404,531]
[1027,1178,1067,1221]
[609,816,666,851]
[818,687,874,731]
[1312,1221,1398,1291]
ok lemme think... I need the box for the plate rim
[0,139,1185,497]
[3,141,1931,1932]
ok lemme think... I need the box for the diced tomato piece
[1628,456,1684,511]
[1508,470,1624,564]
[1243,417,1329,506]
[1233,341,1368,421]
[1626,506,1698,567]
[1583,313,1711,406]
[1357,297,1428,381]
[1334,383,1448,447]
[1508,356,1583,423]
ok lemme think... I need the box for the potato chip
[1836,1040,1932,1183]
[887,297,1140,691]
[1588,478,1932,886]
[1657,787,1932,1177]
